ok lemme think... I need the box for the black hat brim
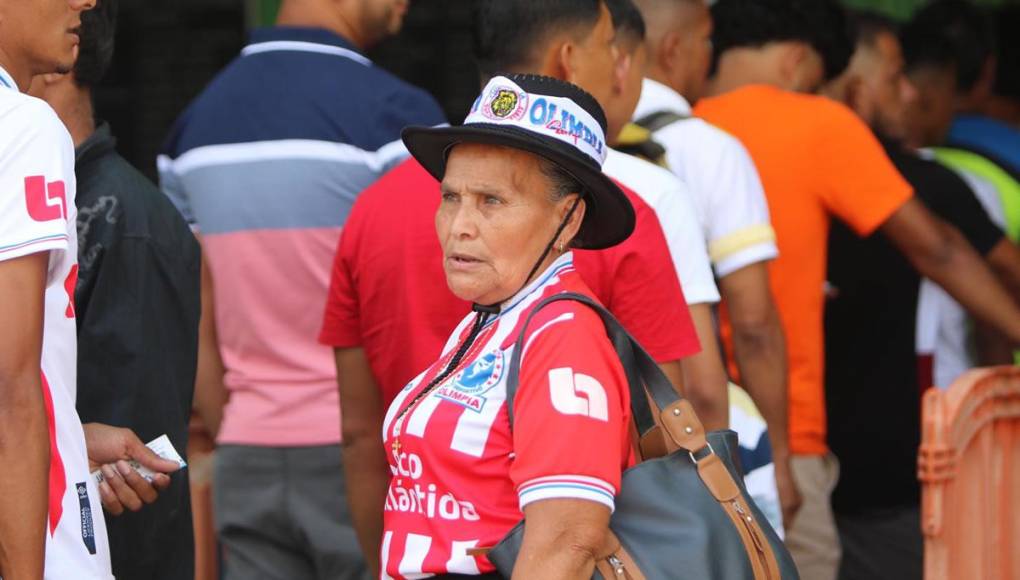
[402,124,635,250]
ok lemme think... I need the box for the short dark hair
[710,0,853,81]
[846,9,899,50]
[74,0,118,88]
[901,0,994,93]
[474,0,601,77]
[901,24,955,79]
[605,0,645,46]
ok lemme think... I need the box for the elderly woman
[379,74,637,580]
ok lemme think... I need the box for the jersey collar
[241,26,371,66]
[0,64,17,91]
[633,77,692,121]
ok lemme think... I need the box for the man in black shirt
[821,11,1018,580]
[29,1,200,578]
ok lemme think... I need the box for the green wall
[252,0,280,26]
[841,0,1012,21]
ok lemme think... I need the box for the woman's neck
[484,252,572,310]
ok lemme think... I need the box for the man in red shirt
[320,0,701,572]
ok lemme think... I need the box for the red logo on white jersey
[548,367,609,421]
[63,265,78,319]
[24,176,67,222]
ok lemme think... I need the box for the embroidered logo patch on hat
[465,76,608,166]
[490,88,525,119]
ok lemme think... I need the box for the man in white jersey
[602,0,784,534]
[602,0,728,429]
[631,0,800,524]
[0,1,180,578]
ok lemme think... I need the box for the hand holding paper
[83,425,186,516]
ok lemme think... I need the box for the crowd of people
[2,0,1020,579]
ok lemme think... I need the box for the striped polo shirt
[159,27,446,446]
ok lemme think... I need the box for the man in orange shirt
[696,0,1020,577]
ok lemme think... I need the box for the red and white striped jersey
[380,254,634,578]
[0,66,113,579]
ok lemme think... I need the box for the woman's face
[437,143,583,305]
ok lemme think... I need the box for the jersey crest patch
[436,349,504,412]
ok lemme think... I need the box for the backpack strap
[633,110,690,133]
[504,292,709,455]
[615,124,669,167]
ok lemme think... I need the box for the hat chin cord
[472,195,581,315]
[418,197,582,399]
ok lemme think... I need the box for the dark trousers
[836,505,923,580]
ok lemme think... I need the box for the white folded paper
[91,434,187,487]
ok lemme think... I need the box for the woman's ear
[557,196,586,249]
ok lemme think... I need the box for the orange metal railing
[919,367,1020,579]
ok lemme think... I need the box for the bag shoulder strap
[500,297,786,580]
[614,124,669,167]
[633,110,690,133]
[504,292,707,454]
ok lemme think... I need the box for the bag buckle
[688,442,715,464]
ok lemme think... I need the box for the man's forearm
[917,227,1020,344]
[0,374,49,580]
[192,369,226,440]
[974,319,1015,366]
[884,203,1020,345]
[680,351,729,431]
[978,240,1020,366]
[193,245,226,439]
[0,252,52,580]
[681,304,730,431]
[731,315,790,458]
[717,263,789,454]
[719,262,800,522]
[987,239,1020,305]
[335,347,391,576]
[342,438,390,576]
